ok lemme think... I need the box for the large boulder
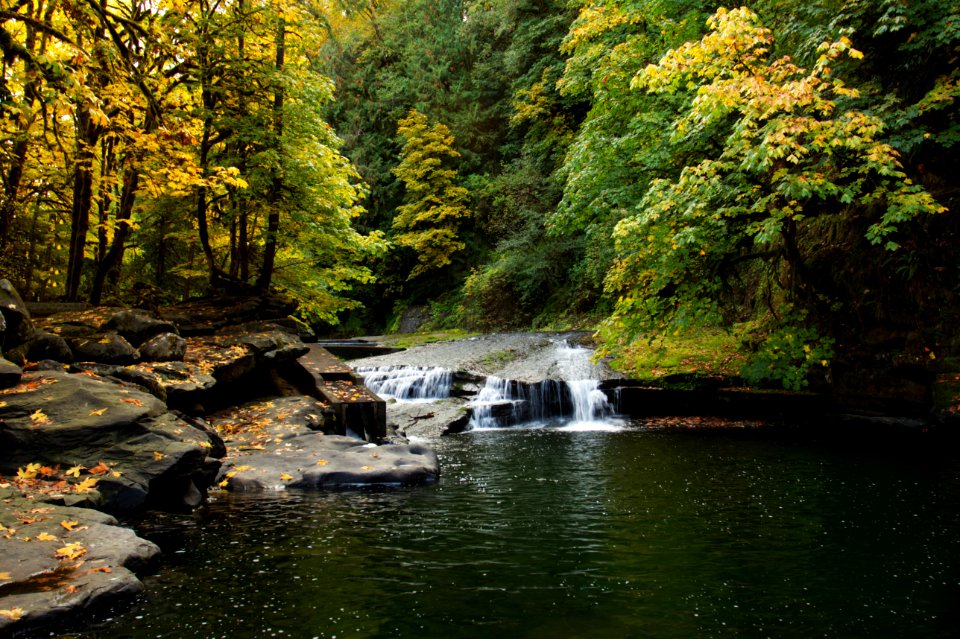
[67,332,138,365]
[0,488,160,637]
[0,278,34,349]
[138,332,187,362]
[104,309,178,347]
[0,371,219,512]
[4,329,73,366]
[0,357,22,389]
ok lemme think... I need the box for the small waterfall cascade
[467,342,615,430]
[357,365,453,402]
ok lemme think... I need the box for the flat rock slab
[298,344,356,381]
[0,371,216,512]
[351,332,622,383]
[0,488,159,636]
[387,398,471,437]
[209,397,439,491]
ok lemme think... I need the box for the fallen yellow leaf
[280,473,293,481]
[36,532,58,542]
[60,520,79,531]
[0,571,10,580]
[55,542,87,561]
[0,608,24,621]
[30,409,50,425]
[89,407,108,416]
[66,465,84,478]
[316,459,328,466]
[74,477,98,493]
[153,451,166,461]
[360,465,373,471]
[17,463,41,480]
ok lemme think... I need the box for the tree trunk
[257,17,285,291]
[0,137,30,248]
[65,117,97,301]
[89,167,139,304]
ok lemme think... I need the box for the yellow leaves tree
[604,6,948,388]
[391,109,472,280]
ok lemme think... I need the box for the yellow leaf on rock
[66,465,84,478]
[360,466,373,471]
[55,542,87,561]
[280,473,294,481]
[74,477,98,493]
[30,409,50,425]
[0,608,24,621]
[153,451,166,461]
[0,572,10,580]
[316,459,328,466]
[37,532,58,542]
[89,408,108,416]
[60,520,79,531]
[17,463,40,480]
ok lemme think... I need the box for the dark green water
[72,427,959,639]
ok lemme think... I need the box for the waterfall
[466,343,616,430]
[357,365,452,402]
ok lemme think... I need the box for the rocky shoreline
[0,281,438,637]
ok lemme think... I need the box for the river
[66,425,959,639]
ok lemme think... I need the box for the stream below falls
[57,336,960,638]
[65,427,959,639]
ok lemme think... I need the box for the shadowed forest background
[1,0,957,391]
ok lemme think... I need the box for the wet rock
[0,488,160,638]
[138,332,187,362]
[71,363,170,403]
[158,293,299,336]
[0,371,217,513]
[29,330,73,363]
[6,329,74,365]
[209,396,438,491]
[104,309,178,347]
[126,361,218,409]
[67,332,138,365]
[352,332,621,383]
[34,307,120,340]
[0,357,22,389]
[387,398,471,437]
[0,278,34,348]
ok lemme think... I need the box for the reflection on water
[67,427,960,639]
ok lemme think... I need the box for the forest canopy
[1,0,956,388]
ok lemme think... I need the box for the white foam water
[358,365,453,403]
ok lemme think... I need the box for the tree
[602,7,947,387]
[391,109,470,280]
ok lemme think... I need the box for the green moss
[378,330,479,349]
[609,325,747,384]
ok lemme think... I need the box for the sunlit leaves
[596,5,948,388]
[0,608,24,621]
[73,477,98,494]
[55,542,87,561]
[391,109,471,280]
